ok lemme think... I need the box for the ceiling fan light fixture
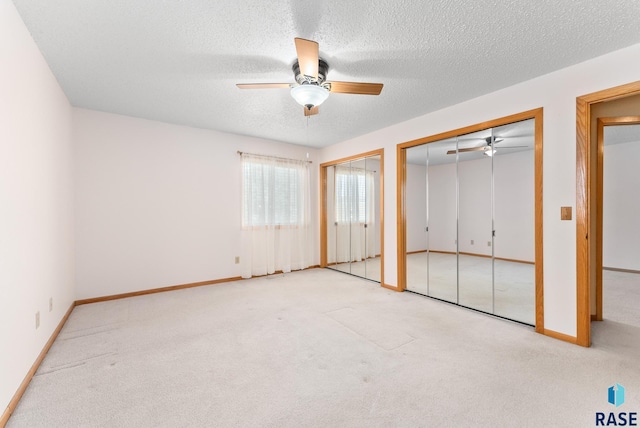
[484,147,497,157]
[290,83,329,109]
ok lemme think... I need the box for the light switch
[561,206,572,221]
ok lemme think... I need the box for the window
[241,154,309,228]
[240,153,312,278]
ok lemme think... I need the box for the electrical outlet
[471,239,474,245]
[488,241,492,247]
[49,297,53,312]
[235,256,240,264]
[35,311,40,329]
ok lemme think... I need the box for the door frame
[575,80,640,347]
[396,108,544,331]
[594,116,640,321]
[320,149,387,288]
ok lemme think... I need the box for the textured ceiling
[12,0,640,148]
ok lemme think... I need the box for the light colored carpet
[7,268,640,427]
[603,269,640,327]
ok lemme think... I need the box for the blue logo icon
[608,384,625,408]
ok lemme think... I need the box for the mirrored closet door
[323,151,382,282]
[403,118,537,325]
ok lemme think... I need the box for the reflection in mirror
[457,129,494,314]
[405,144,428,295]
[403,118,536,326]
[426,139,458,303]
[325,154,381,282]
[332,161,353,274]
[363,155,381,281]
[492,120,535,324]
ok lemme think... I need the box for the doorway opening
[576,80,640,347]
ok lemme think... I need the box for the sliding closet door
[405,145,429,294]
[326,165,338,271]
[334,161,353,275]
[364,155,381,281]
[349,158,366,277]
[493,120,535,324]
[402,116,537,326]
[427,139,458,303]
[325,153,382,282]
[457,130,494,313]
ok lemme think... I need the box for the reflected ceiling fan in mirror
[446,136,528,157]
[236,38,383,116]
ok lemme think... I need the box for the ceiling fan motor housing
[293,58,329,85]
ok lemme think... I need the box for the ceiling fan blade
[446,147,486,155]
[304,106,319,116]
[236,83,291,89]
[328,81,383,95]
[294,38,319,79]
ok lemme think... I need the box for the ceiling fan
[236,38,383,116]
[446,136,528,157]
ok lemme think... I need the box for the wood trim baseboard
[459,252,535,265]
[603,266,640,274]
[542,328,578,345]
[1,303,75,427]
[496,257,535,265]
[75,276,244,305]
[407,249,535,265]
[381,283,402,292]
[76,266,325,306]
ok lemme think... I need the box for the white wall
[74,108,319,300]
[0,0,75,413]
[603,140,640,271]
[320,42,640,337]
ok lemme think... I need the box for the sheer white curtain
[331,166,376,263]
[240,153,311,278]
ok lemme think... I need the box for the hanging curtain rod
[237,151,312,164]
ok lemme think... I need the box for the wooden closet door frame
[320,149,389,288]
[397,108,544,331]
